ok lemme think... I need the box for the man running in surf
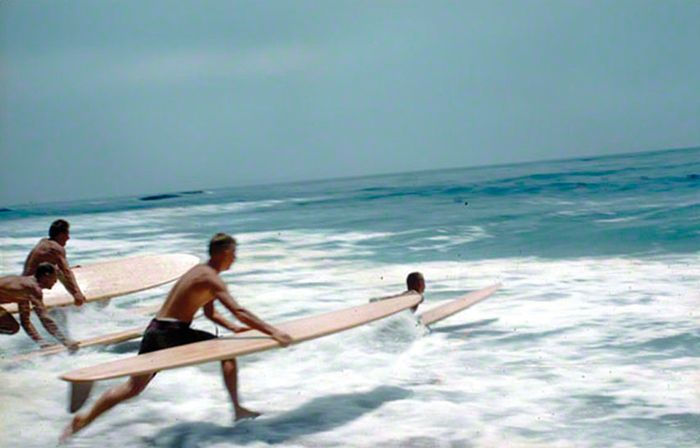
[23,219,86,307]
[0,263,79,350]
[62,233,293,441]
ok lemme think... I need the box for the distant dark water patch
[140,194,181,201]
[359,186,388,193]
[138,190,205,201]
[0,208,12,212]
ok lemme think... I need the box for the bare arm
[18,301,46,346]
[53,247,86,306]
[203,301,249,333]
[26,292,77,350]
[212,279,291,346]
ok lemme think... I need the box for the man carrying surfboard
[0,262,79,350]
[23,219,86,307]
[61,233,293,441]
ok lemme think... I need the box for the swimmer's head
[406,272,425,294]
[49,219,70,246]
[209,233,237,269]
[35,262,58,289]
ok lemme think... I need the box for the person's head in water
[49,219,71,246]
[35,262,58,289]
[406,272,425,294]
[209,233,237,270]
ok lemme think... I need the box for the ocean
[1,147,698,447]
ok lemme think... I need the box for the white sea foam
[1,205,699,447]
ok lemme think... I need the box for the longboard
[11,327,145,361]
[25,285,500,363]
[11,310,206,362]
[417,283,501,326]
[61,290,422,411]
[1,254,199,314]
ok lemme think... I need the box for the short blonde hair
[209,233,237,256]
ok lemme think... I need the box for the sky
[1,0,699,206]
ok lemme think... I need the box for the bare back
[23,238,65,275]
[157,264,224,322]
[0,275,41,304]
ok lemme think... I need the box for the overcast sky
[1,0,699,206]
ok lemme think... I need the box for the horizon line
[2,143,697,210]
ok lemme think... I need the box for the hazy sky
[1,0,699,206]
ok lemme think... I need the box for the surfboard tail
[69,381,94,413]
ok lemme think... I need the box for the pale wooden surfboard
[11,310,206,362]
[11,327,145,361]
[12,285,500,363]
[417,283,501,326]
[1,254,199,314]
[61,291,422,384]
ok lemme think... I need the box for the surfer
[0,263,79,349]
[61,233,293,441]
[370,272,425,312]
[23,219,86,307]
[406,272,425,312]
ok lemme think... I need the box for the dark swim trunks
[138,318,216,354]
[0,306,20,335]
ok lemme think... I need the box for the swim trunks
[138,318,216,354]
[0,306,19,334]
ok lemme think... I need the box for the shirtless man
[0,262,79,350]
[62,233,293,441]
[23,219,86,307]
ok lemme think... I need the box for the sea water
[0,147,698,447]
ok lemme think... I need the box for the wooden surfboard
[417,283,501,326]
[11,327,145,362]
[1,254,199,314]
[12,285,500,363]
[61,291,421,385]
[11,310,206,362]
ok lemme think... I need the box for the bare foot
[59,414,87,444]
[235,405,261,421]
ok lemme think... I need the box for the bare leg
[60,373,154,442]
[221,359,260,421]
[0,308,19,335]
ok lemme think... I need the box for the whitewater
[1,147,698,447]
